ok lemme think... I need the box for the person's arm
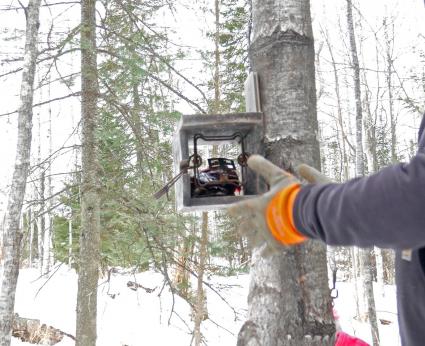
[228,116,425,252]
[294,152,425,249]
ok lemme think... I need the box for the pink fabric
[335,331,370,346]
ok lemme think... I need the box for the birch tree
[237,1,335,344]
[0,0,42,344]
[75,0,100,345]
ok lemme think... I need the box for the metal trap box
[173,112,263,212]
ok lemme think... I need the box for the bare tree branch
[0,92,80,117]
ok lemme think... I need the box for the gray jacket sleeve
[293,115,425,250]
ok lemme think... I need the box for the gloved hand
[228,155,306,254]
[296,163,332,184]
[228,155,331,255]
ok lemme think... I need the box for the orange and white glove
[228,155,330,255]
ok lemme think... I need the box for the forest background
[0,0,424,345]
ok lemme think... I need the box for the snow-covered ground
[12,266,400,345]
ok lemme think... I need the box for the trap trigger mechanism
[153,159,191,200]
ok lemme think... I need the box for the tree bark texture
[75,1,101,345]
[237,1,335,345]
[346,1,379,344]
[0,1,41,345]
[346,0,364,176]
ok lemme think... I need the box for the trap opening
[173,112,263,212]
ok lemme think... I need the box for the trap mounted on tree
[154,112,264,212]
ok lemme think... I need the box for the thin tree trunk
[194,2,221,341]
[132,82,144,171]
[384,18,397,164]
[75,0,100,345]
[28,208,34,267]
[346,1,379,344]
[237,1,335,345]
[43,80,53,274]
[0,1,41,344]
[350,248,362,318]
[194,212,208,346]
[35,108,44,272]
[38,170,46,274]
[374,248,385,297]
[68,218,73,267]
[323,30,351,182]
[346,0,364,177]
[381,17,397,289]
[213,0,221,112]
[363,55,387,298]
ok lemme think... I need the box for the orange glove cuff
[266,183,306,245]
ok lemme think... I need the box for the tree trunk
[36,112,43,269]
[381,16,397,289]
[321,25,354,182]
[75,1,100,345]
[43,80,53,274]
[194,2,221,340]
[28,207,34,267]
[362,58,386,298]
[350,248,362,318]
[38,170,46,274]
[132,82,144,172]
[384,18,397,164]
[68,218,73,267]
[194,212,209,346]
[346,1,379,344]
[0,1,41,344]
[213,0,221,113]
[237,1,335,345]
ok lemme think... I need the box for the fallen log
[12,313,75,345]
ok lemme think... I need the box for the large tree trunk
[0,1,41,345]
[346,1,379,344]
[75,1,101,345]
[237,1,335,345]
